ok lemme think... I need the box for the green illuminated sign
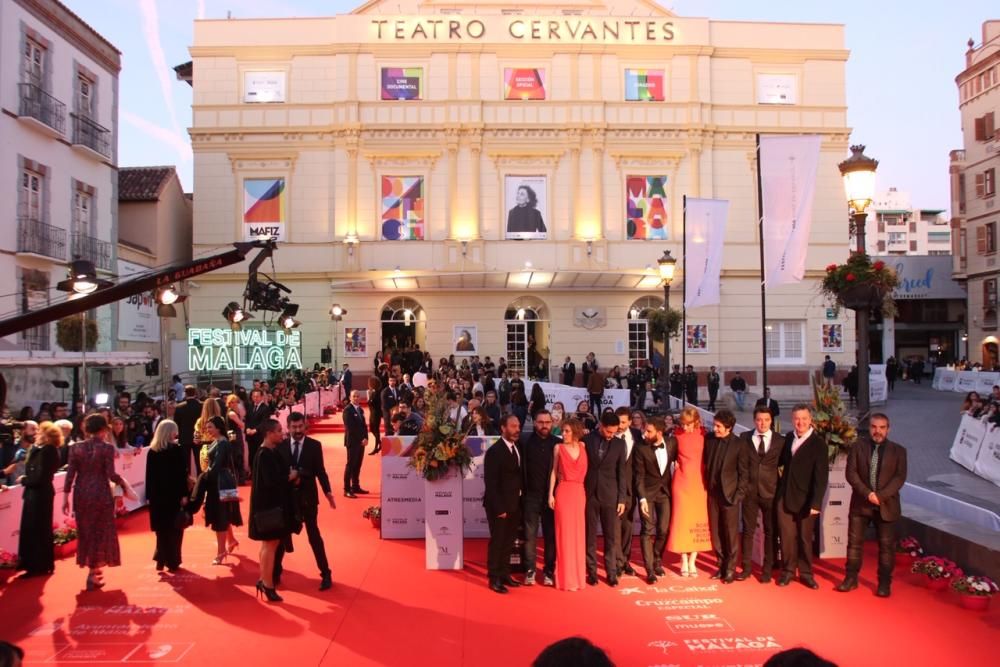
[187,328,302,372]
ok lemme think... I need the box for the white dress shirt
[654,442,668,475]
[791,427,814,456]
[621,429,635,459]
[753,430,772,454]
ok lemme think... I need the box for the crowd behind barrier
[948,413,1000,490]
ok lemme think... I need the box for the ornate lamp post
[838,145,879,424]
[657,250,677,392]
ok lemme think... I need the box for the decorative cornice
[363,150,442,168]
[609,152,685,169]
[487,150,565,168]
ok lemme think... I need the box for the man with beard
[583,412,627,586]
[614,406,642,577]
[633,417,676,583]
[521,410,559,586]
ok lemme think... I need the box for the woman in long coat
[17,421,63,576]
[249,419,291,602]
[145,420,190,572]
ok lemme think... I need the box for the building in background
[857,187,950,256]
[116,166,193,390]
[952,20,1000,368]
[0,0,122,403]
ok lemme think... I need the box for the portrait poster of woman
[505,175,548,240]
[453,326,478,355]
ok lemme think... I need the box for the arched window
[504,297,549,378]
[379,297,426,355]
[627,296,664,368]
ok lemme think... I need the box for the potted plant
[895,536,924,567]
[362,506,381,529]
[821,252,899,317]
[911,556,963,592]
[810,375,858,464]
[0,548,17,582]
[408,391,474,482]
[53,519,79,559]
[55,315,99,352]
[950,575,998,611]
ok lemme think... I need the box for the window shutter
[976,116,986,141]
[977,225,987,253]
[910,240,918,252]
[986,112,996,138]
[877,240,885,252]
[977,173,986,198]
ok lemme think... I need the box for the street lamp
[330,304,346,371]
[839,144,879,424]
[657,250,677,394]
[56,259,111,409]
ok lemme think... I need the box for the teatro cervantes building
[179,0,854,392]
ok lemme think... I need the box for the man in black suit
[561,356,576,386]
[754,387,781,432]
[244,388,272,469]
[737,406,786,583]
[634,416,676,584]
[706,366,721,411]
[776,404,829,589]
[380,376,401,436]
[275,412,336,590]
[521,410,559,586]
[684,365,699,406]
[705,409,749,584]
[615,406,642,577]
[668,365,684,401]
[584,412,628,587]
[342,390,369,498]
[174,385,202,474]
[339,364,352,396]
[837,413,907,598]
[483,414,525,594]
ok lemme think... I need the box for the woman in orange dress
[666,407,712,577]
[548,417,588,591]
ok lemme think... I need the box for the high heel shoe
[211,553,228,565]
[226,540,240,555]
[368,445,381,456]
[256,580,283,602]
[85,576,105,591]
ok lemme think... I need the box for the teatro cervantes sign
[368,16,677,43]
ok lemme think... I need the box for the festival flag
[759,134,822,288]
[683,197,729,309]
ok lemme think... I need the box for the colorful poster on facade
[686,324,708,353]
[504,68,546,100]
[380,67,423,100]
[117,260,160,343]
[381,176,425,240]
[624,69,665,101]
[504,176,548,239]
[821,323,843,353]
[243,178,286,241]
[344,327,367,357]
[453,325,478,355]
[626,175,669,239]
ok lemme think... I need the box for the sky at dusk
[66,0,996,212]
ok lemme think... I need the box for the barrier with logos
[948,414,1000,488]
[932,368,1000,394]
[0,446,149,556]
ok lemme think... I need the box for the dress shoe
[353,487,370,495]
[800,576,819,590]
[876,581,891,598]
[653,564,665,577]
[319,576,333,591]
[646,573,658,585]
[721,572,735,584]
[502,576,521,587]
[759,572,772,584]
[586,574,599,586]
[622,563,636,576]
[523,571,536,586]
[489,579,509,594]
[776,573,793,587]
[607,576,619,587]
[344,491,357,499]
[542,573,555,587]
[709,570,722,580]
[156,562,164,572]
[835,576,858,593]
[734,569,752,581]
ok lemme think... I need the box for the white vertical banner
[425,471,464,570]
[760,134,822,288]
[684,197,730,309]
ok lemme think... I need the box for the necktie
[757,434,766,458]
[870,444,880,490]
[292,440,301,465]
[509,443,520,467]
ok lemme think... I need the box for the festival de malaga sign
[188,328,302,372]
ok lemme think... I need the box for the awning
[0,351,151,368]
[331,270,664,291]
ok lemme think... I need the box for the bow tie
[650,443,664,450]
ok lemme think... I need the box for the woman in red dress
[548,417,588,591]
[665,407,712,577]
[63,414,136,590]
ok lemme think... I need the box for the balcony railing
[71,231,113,271]
[17,217,67,261]
[18,83,66,134]
[71,112,111,158]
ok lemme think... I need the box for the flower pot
[837,284,887,311]
[926,577,949,592]
[958,594,991,611]
[895,553,916,568]
[54,540,77,560]
[369,515,380,529]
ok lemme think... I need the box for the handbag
[173,509,194,530]
[217,467,240,502]
[254,506,285,534]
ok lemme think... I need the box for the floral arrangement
[0,549,17,569]
[895,536,924,558]
[408,390,474,481]
[810,375,858,462]
[52,518,78,545]
[951,575,999,597]
[911,556,963,581]
[362,506,381,521]
[821,252,899,316]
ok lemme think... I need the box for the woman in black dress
[506,185,546,235]
[249,419,290,602]
[201,416,242,565]
[367,376,383,455]
[17,421,62,577]
[145,420,189,572]
[528,382,548,420]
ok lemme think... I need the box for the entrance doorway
[380,297,426,363]
[504,297,549,380]
[984,341,998,370]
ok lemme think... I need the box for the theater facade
[180,0,853,392]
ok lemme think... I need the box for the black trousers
[618,494,637,568]
[153,526,184,569]
[707,386,719,410]
[522,496,556,576]
[275,509,330,579]
[846,512,896,583]
[639,496,671,574]
[685,389,698,406]
[246,436,262,474]
[776,502,817,577]
[369,411,382,446]
[589,393,603,416]
[383,415,395,437]
[740,492,777,572]
[344,444,364,491]
[586,499,620,578]
[486,509,520,580]
[708,492,741,574]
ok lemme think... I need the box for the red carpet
[2,418,997,666]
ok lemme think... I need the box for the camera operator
[3,420,37,485]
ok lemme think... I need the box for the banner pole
[756,134,768,393]
[682,195,687,376]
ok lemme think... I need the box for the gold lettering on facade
[371,18,676,43]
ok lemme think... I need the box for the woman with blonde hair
[194,398,222,472]
[16,421,63,576]
[225,394,249,482]
[665,407,712,577]
[145,420,189,572]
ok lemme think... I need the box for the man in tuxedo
[483,414,525,594]
[705,409,749,583]
[380,377,401,437]
[615,406,642,577]
[754,387,781,432]
[521,410,559,586]
[584,412,628,587]
[706,366,721,411]
[668,365,684,401]
[275,412,336,590]
[737,406,786,583]
[634,416,676,584]
[684,365,699,406]
[776,405,829,589]
[561,356,576,386]
[342,390,369,498]
[174,385,202,474]
[244,388,272,469]
[837,413,907,597]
